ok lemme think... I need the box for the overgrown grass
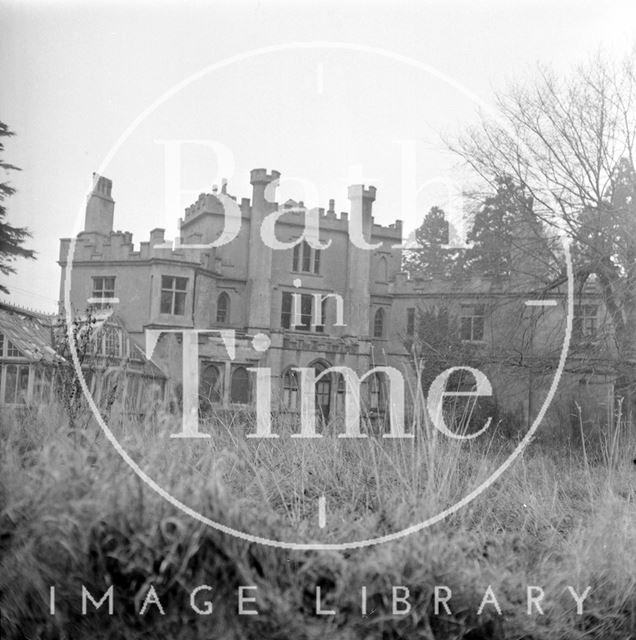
[1,403,635,639]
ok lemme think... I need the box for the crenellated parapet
[62,169,405,269]
[59,228,214,267]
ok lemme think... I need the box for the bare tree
[451,52,636,421]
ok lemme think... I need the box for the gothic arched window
[230,366,249,404]
[373,308,385,338]
[200,363,221,410]
[376,256,388,282]
[217,292,230,324]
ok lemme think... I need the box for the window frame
[199,362,222,409]
[230,365,250,405]
[282,368,299,411]
[0,333,22,358]
[291,241,321,275]
[281,291,327,332]
[91,276,116,306]
[406,308,416,336]
[160,275,188,316]
[373,307,385,338]
[33,366,53,404]
[460,304,485,342]
[103,325,122,358]
[2,362,30,405]
[216,292,230,324]
[368,372,385,411]
[573,304,598,338]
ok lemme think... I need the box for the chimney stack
[149,228,165,246]
[345,184,376,337]
[247,168,280,330]
[84,173,114,235]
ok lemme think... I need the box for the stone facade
[58,170,616,430]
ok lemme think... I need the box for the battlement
[59,228,215,268]
[178,172,402,241]
[348,184,377,201]
[183,192,232,223]
[70,169,404,266]
[250,168,281,185]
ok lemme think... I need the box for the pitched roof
[0,302,166,378]
[0,302,62,364]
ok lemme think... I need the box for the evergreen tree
[402,206,457,278]
[463,175,557,285]
[1,122,34,294]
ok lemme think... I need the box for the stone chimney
[149,228,165,246]
[247,168,280,330]
[345,184,376,337]
[84,173,114,235]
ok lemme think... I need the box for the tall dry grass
[0,401,635,639]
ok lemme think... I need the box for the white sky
[1,0,635,311]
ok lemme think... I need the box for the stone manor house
[56,169,616,429]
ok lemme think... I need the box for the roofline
[0,300,56,321]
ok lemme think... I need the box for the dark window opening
[281,292,292,329]
[292,244,300,271]
[230,366,249,404]
[200,363,221,411]
[573,305,597,337]
[406,308,415,336]
[300,294,312,331]
[313,361,331,423]
[281,292,325,332]
[373,308,385,338]
[292,241,321,274]
[92,276,115,305]
[302,240,312,272]
[460,304,485,342]
[315,297,327,334]
[217,292,230,324]
[368,373,385,411]
[282,368,299,410]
